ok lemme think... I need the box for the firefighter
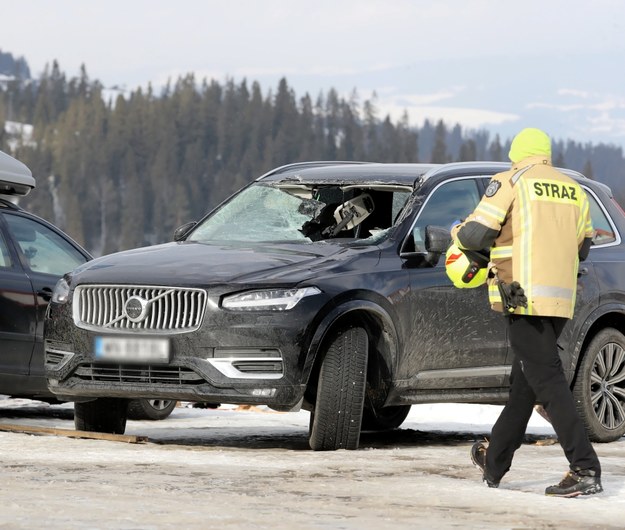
[450,127,602,497]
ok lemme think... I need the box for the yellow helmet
[445,243,488,288]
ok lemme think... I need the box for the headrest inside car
[333,193,374,230]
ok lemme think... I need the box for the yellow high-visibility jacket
[452,156,594,318]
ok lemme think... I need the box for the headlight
[222,286,321,311]
[51,277,71,304]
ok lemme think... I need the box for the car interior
[280,184,412,241]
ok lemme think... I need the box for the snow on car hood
[73,240,377,287]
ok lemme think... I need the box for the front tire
[309,326,368,451]
[74,398,129,434]
[361,405,411,431]
[127,399,177,420]
[573,328,625,442]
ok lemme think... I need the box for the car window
[190,183,411,244]
[412,178,482,252]
[191,185,312,242]
[0,230,12,268]
[584,190,617,246]
[392,191,411,221]
[4,214,87,275]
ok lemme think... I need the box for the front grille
[74,364,205,385]
[74,285,207,334]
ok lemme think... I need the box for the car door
[0,219,36,375]
[400,176,509,389]
[2,211,89,377]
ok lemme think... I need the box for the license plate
[95,336,170,364]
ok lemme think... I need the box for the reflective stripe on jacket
[453,156,594,318]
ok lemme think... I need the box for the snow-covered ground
[1,397,624,529]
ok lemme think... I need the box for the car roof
[0,150,36,196]
[258,162,436,186]
[257,160,594,190]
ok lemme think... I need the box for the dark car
[0,150,175,421]
[45,161,625,449]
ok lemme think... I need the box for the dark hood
[73,240,377,287]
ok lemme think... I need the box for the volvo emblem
[125,296,149,323]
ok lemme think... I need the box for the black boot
[545,469,603,497]
[470,441,499,488]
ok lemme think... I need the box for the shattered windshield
[188,183,410,244]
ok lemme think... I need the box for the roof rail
[256,160,375,181]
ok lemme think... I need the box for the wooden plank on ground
[0,423,148,444]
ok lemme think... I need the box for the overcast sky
[3,1,625,146]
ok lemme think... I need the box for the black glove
[497,280,528,313]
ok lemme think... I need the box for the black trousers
[485,314,601,483]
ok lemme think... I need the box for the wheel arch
[571,303,625,387]
[302,299,399,410]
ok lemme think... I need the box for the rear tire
[309,326,368,451]
[127,399,177,420]
[573,328,625,442]
[74,398,129,434]
[361,405,411,431]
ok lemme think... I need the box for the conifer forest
[2,58,625,256]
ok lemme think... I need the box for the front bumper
[44,291,324,408]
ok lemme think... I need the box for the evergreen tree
[33,61,68,125]
[458,139,477,161]
[338,96,364,160]
[324,88,341,160]
[119,152,145,250]
[583,160,594,180]
[448,124,463,160]
[297,93,319,162]
[363,93,379,159]
[396,111,418,162]
[418,119,435,161]
[431,120,448,163]
[272,78,301,165]
[489,134,503,161]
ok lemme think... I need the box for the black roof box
[0,150,36,196]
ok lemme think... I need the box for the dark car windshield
[188,183,411,244]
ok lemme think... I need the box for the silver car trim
[207,357,284,379]
[73,284,207,334]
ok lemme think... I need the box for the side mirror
[173,221,197,242]
[400,225,451,266]
[422,225,451,266]
[424,225,451,254]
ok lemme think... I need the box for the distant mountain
[272,53,625,149]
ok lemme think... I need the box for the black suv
[44,161,625,449]
[0,150,175,421]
